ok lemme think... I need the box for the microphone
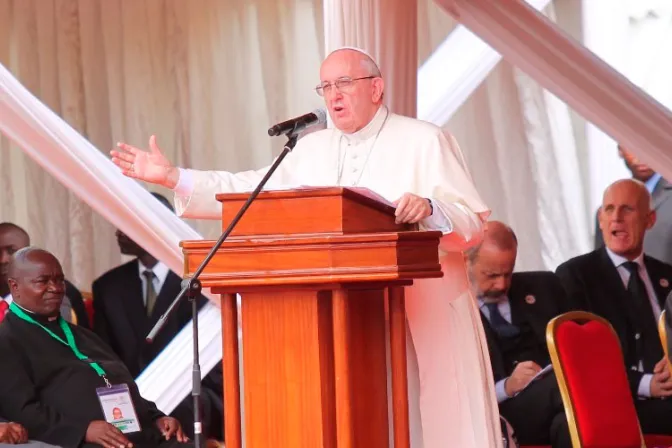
[268,109,327,137]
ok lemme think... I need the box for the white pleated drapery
[437,0,672,183]
[417,0,551,125]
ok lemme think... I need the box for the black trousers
[82,442,191,448]
[499,373,571,448]
[636,397,672,435]
[80,425,194,448]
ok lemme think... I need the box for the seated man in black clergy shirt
[0,247,190,448]
[557,178,672,436]
[92,192,223,440]
[0,222,90,329]
[467,220,571,448]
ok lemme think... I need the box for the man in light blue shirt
[468,221,571,448]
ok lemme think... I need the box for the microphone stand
[147,132,300,448]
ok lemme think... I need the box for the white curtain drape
[0,0,325,288]
[583,0,672,212]
[0,0,325,414]
[437,0,672,185]
[415,0,591,269]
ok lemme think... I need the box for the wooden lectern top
[183,187,443,290]
[215,186,414,237]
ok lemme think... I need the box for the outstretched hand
[111,135,180,189]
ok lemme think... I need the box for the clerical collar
[341,106,387,144]
[12,301,59,323]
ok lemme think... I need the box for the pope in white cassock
[112,48,502,448]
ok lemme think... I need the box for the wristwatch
[426,198,434,216]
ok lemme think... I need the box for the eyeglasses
[315,76,376,96]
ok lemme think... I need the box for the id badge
[96,383,141,433]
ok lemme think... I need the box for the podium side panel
[241,290,336,448]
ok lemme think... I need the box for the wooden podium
[181,187,443,448]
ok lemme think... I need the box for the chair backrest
[659,310,671,374]
[81,291,95,326]
[546,311,645,448]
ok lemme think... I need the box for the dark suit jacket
[65,279,90,330]
[556,248,672,395]
[92,259,206,377]
[482,271,569,382]
[595,178,672,265]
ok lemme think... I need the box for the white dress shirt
[138,261,170,306]
[478,297,514,403]
[605,248,662,398]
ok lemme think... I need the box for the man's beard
[483,289,506,298]
[480,289,506,303]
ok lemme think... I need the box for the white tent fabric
[0,63,222,413]
[416,0,552,124]
[436,0,672,183]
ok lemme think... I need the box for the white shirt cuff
[638,373,653,398]
[495,378,511,404]
[172,168,194,197]
[422,198,453,232]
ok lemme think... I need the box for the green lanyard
[9,302,110,386]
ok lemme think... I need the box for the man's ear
[372,78,385,103]
[7,278,18,295]
[647,209,657,230]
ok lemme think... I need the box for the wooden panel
[221,293,241,448]
[216,187,413,237]
[332,290,353,448]
[346,289,389,447]
[181,231,443,288]
[241,290,335,448]
[332,289,389,448]
[389,287,410,448]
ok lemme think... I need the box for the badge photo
[96,384,141,434]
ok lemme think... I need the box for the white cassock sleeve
[171,147,308,219]
[416,130,490,252]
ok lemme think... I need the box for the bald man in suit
[560,179,672,435]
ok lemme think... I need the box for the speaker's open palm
[111,135,176,187]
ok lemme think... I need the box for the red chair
[81,291,95,327]
[547,311,672,448]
